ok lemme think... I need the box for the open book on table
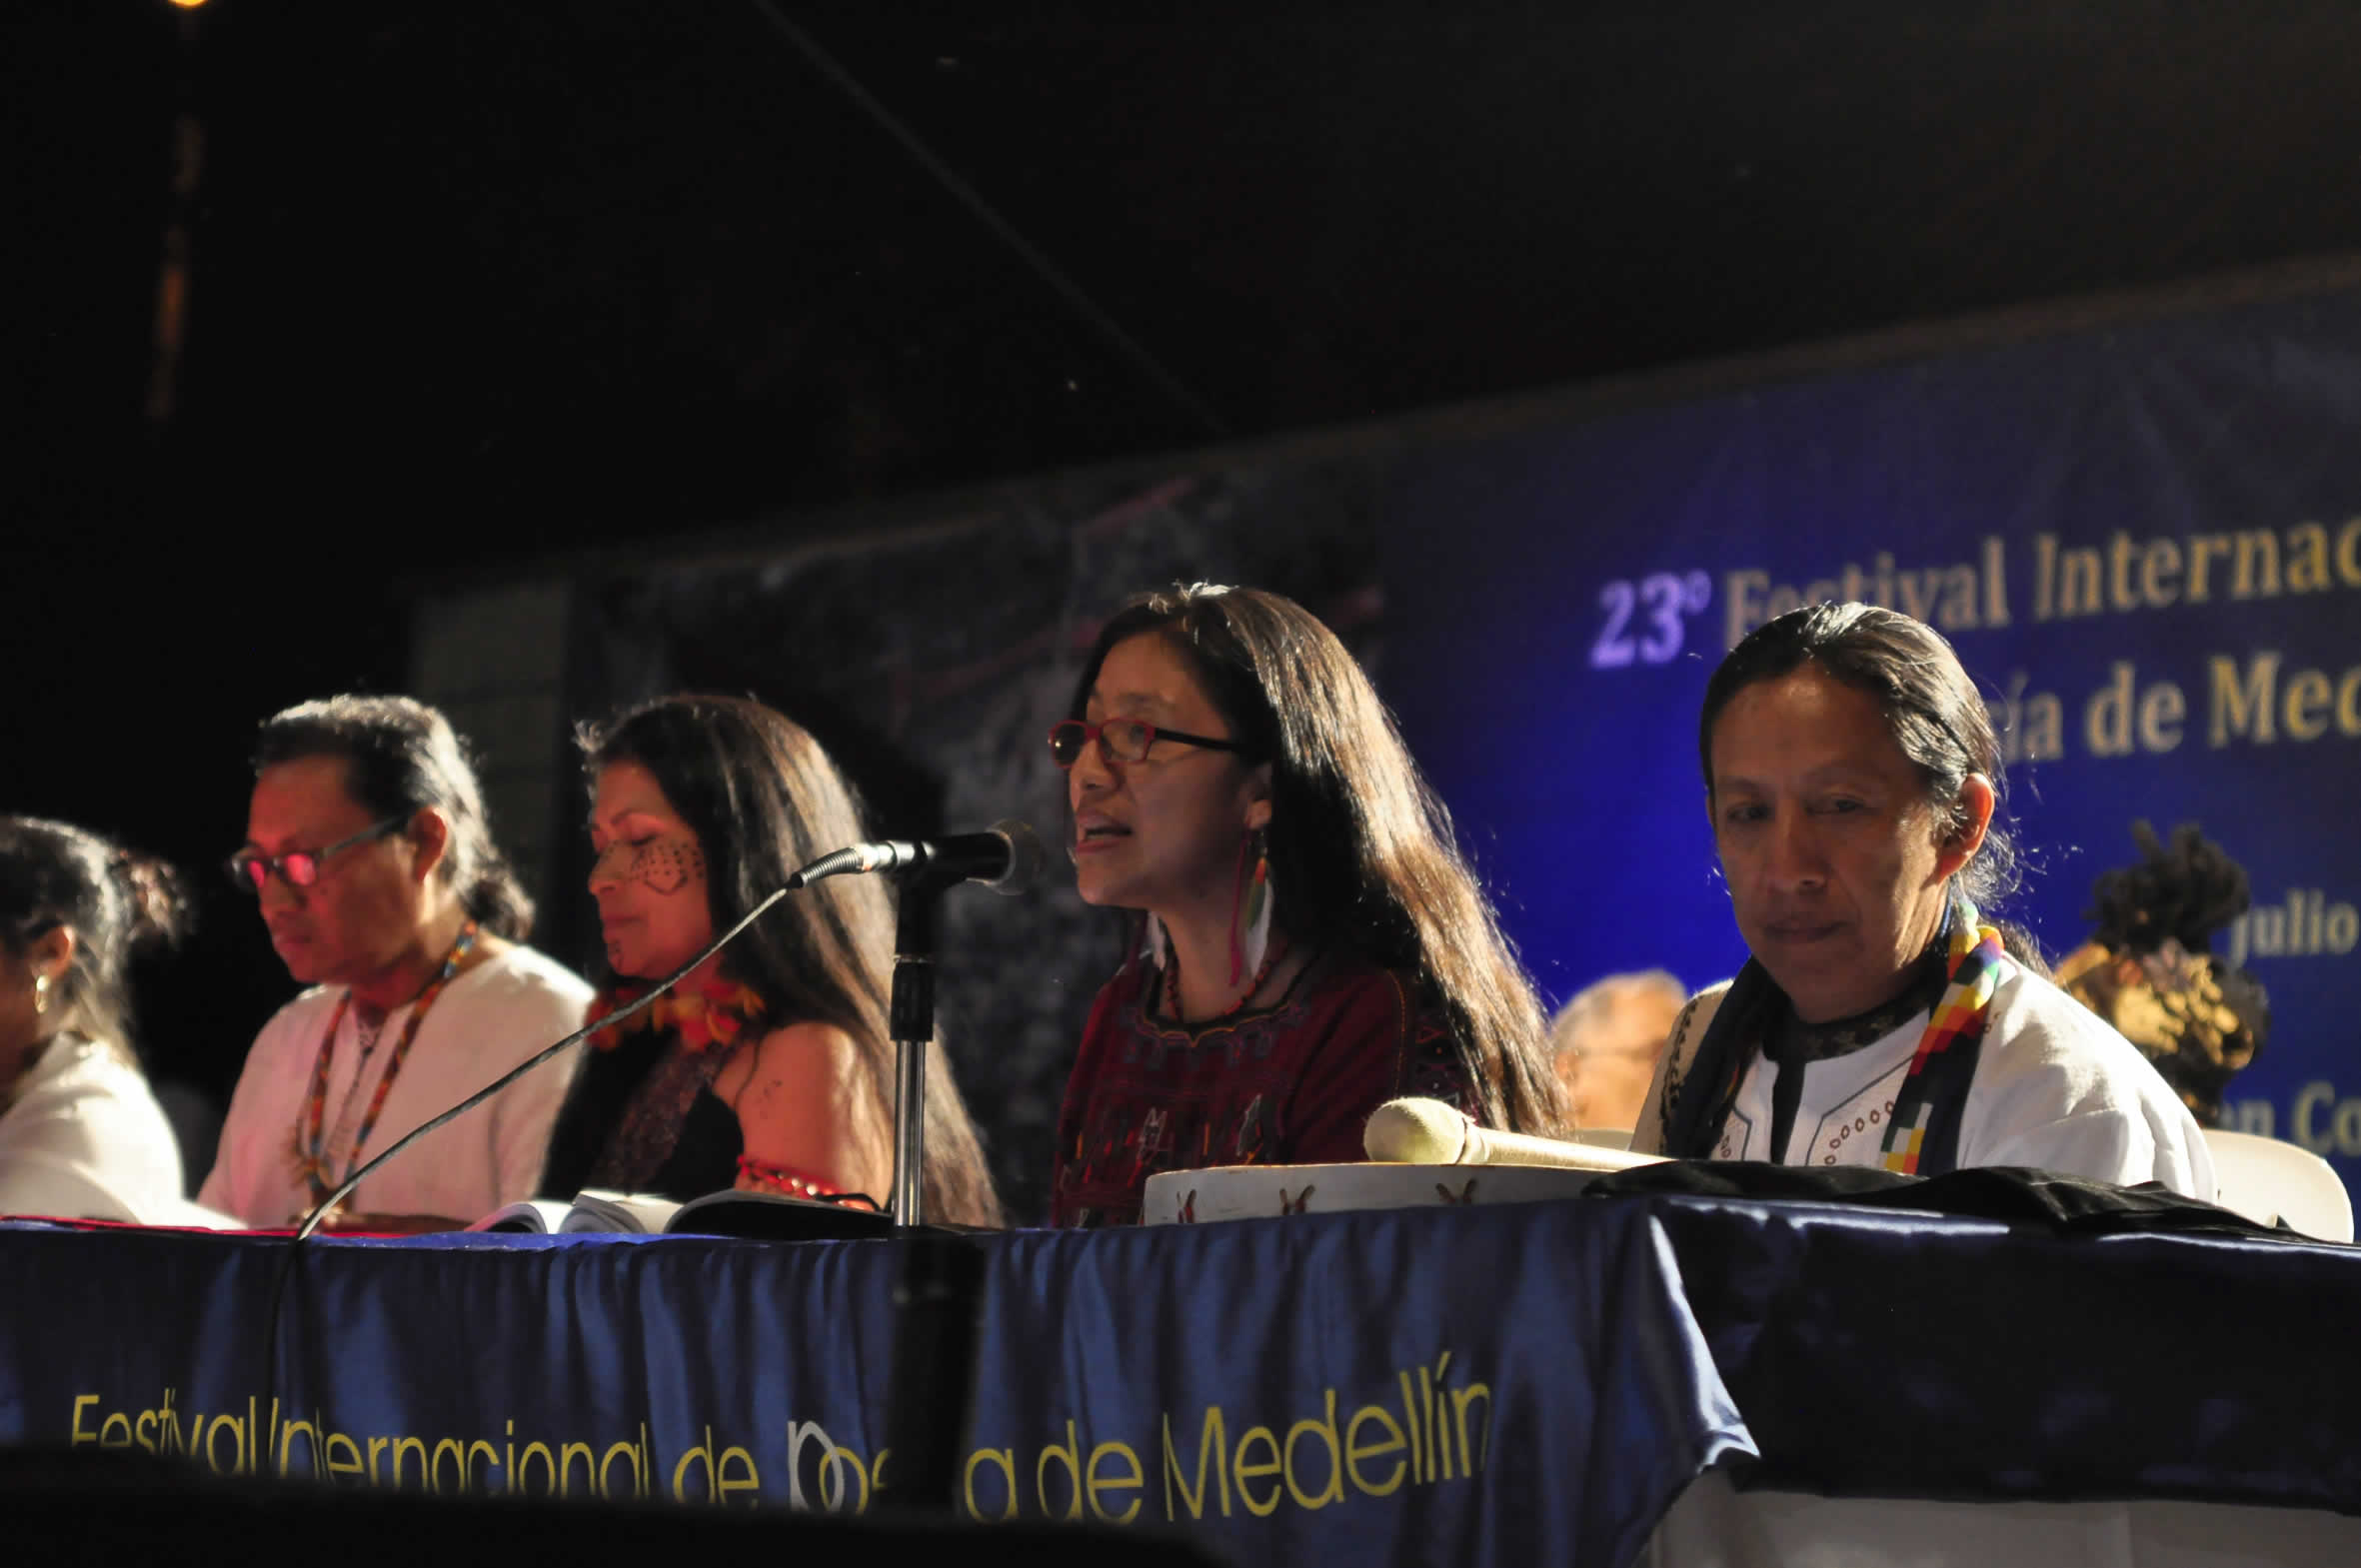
[467,1188,682,1234]
[466,1186,896,1239]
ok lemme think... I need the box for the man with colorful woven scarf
[1631,604,2214,1200]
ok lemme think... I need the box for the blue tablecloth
[3,1195,1747,1567]
[5,1194,2355,1565]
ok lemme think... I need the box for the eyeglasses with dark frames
[1049,718,1243,770]
[226,816,407,893]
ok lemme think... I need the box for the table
[6,1193,2357,1567]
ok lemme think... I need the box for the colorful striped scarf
[1661,897,2006,1174]
[1877,903,2005,1173]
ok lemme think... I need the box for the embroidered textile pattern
[1400,1005,1464,1102]
[1054,955,1477,1227]
[1779,931,1950,1063]
[1658,900,2006,1173]
[1653,997,1704,1144]
[1163,931,1291,1025]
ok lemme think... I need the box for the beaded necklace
[583,974,767,1052]
[1163,932,1293,1025]
[290,920,479,1208]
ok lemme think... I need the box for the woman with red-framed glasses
[1045,583,1567,1227]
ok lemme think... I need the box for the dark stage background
[12,3,2361,1219]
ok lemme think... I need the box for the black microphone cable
[254,885,797,1436]
[252,813,1039,1435]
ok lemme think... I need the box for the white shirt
[197,944,592,1226]
[0,1034,186,1222]
[1633,957,2217,1201]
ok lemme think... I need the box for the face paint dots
[634,838,706,894]
[595,836,707,895]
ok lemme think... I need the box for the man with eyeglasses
[196,696,593,1230]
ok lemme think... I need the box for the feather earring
[1227,829,1272,986]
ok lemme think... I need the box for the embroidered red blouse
[1050,951,1475,1227]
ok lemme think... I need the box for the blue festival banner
[1377,287,2361,1184]
[1,1203,1748,1567]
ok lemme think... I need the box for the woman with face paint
[1634,604,2214,1198]
[536,695,1003,1224]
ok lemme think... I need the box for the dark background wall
[18,2,2361,529]
[553,463,1387,1221]
[14,1,2361,1210]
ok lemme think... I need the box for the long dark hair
[1070,585,1565,1136]
[582,695,1004,1226]
[1699,602,2021,910]
[0,816,189,1069]
[254,695,536,939]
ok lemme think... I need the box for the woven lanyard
[1875,900,2005,1175]
[297,920,479,1205]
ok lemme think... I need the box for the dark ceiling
[16,1,2361,549]
[10,0,2361,1123]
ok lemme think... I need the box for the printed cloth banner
[2,1199,1749,1568]
[1379,286,2361,1185]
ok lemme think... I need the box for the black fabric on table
[1587,1162,2360,1508]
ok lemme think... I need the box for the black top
[538,1031,742,1201]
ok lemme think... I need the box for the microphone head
[982,818,1046,895]
[1362,1097,1475,1164]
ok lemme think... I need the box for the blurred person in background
[1547,969,1685,1134]
[0,816,189,1221]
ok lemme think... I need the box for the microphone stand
[881,867,985,1512]
[888,869,940,1229]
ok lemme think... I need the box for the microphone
[791,819,1045,895]
[1362,1097,1667,1173]
[259,881,810,1439]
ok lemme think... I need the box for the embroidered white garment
[197,944,593,1225]
[1633,957,2217,1201]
